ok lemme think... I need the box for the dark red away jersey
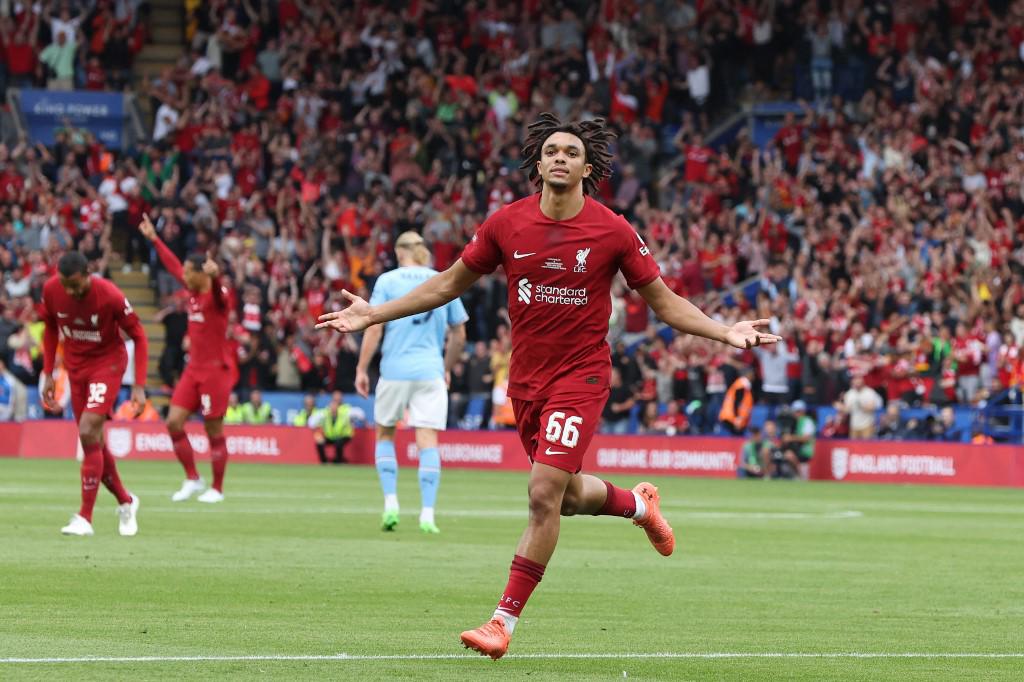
[153,237,235,371]
[42,275,148,385]
[461,194,660,399]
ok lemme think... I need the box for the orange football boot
[632,482,675,556]
[460,618,511,660]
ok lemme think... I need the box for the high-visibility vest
[322,404,353,440]
[243,401,272,424]
[719,376,753,431]
[29,321,45,359]
[224,404,246,424]
[293,407,325,427]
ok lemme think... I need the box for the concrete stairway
[136,0,186,80]
[109,268,169,408]
[134,0,187,124]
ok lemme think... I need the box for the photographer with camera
[778,400,816,480]
[737,424,768,478]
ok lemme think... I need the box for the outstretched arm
[637,277,781,349]
[317,259,481,333]
[138,214,184,284]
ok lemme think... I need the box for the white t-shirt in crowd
[153,103,180,142]
[843,387,881,431]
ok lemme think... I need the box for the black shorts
[789,448,812,463]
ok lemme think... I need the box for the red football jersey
[41,275,148,385]
[461,195,660,400]
[154,238,235,371]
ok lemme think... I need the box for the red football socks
[210,435,228,492]
[496,555,546,618]
[79,443,103,522]
[170,430,200,480]
[101,445,132,505]
[595,480,637,518]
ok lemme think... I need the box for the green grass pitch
[1,457,1022,680]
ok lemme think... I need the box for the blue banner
[24,387,374,425]
[258,392,374,426]
[19,89,125,149]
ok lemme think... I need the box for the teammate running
[42,252,148,536]
[356,231,468,533]
[316,113,781,658]
[138,214,235,504]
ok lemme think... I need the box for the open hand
[316,290,374,334]
[724,318,783,350]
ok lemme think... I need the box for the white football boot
[117,494,140,536]
[61,514,94,536]
[197,489,224,504]
[171,477,206,502]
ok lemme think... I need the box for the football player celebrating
[139,214,236,504]
[317,113,780,658]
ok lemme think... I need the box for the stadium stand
[1,0,1024,442]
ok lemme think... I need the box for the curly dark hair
[520,112,616,196]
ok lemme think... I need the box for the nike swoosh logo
[57,313,69,318]
[544,447,568,455]
[513,251,536,259]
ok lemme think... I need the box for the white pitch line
[2,652,1022,664]
[2,483,1022,516]
[0,503,865,520]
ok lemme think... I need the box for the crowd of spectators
[2,1,1024,443]
[0,0,148,94]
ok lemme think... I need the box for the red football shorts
[171,364,235,419]
[70,366,125,420]
[511,389,608,474]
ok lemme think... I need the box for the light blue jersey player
[355,232,468,534]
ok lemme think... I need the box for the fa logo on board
[107,428,132,458]
[574,248,591,273]
[831,447,849,481]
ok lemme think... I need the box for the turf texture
[1,457,1022,680]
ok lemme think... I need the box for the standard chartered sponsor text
[597,448,736,471]
[534,284,588,306]
[69,330,102,342]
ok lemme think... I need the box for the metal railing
[124,92,150,148]
[3,88,26,144]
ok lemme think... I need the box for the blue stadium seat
[459,396,486,430]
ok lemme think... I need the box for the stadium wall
[5,421,1024,488]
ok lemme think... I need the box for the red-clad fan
[138,214,236,504]
[41,252,148,537]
